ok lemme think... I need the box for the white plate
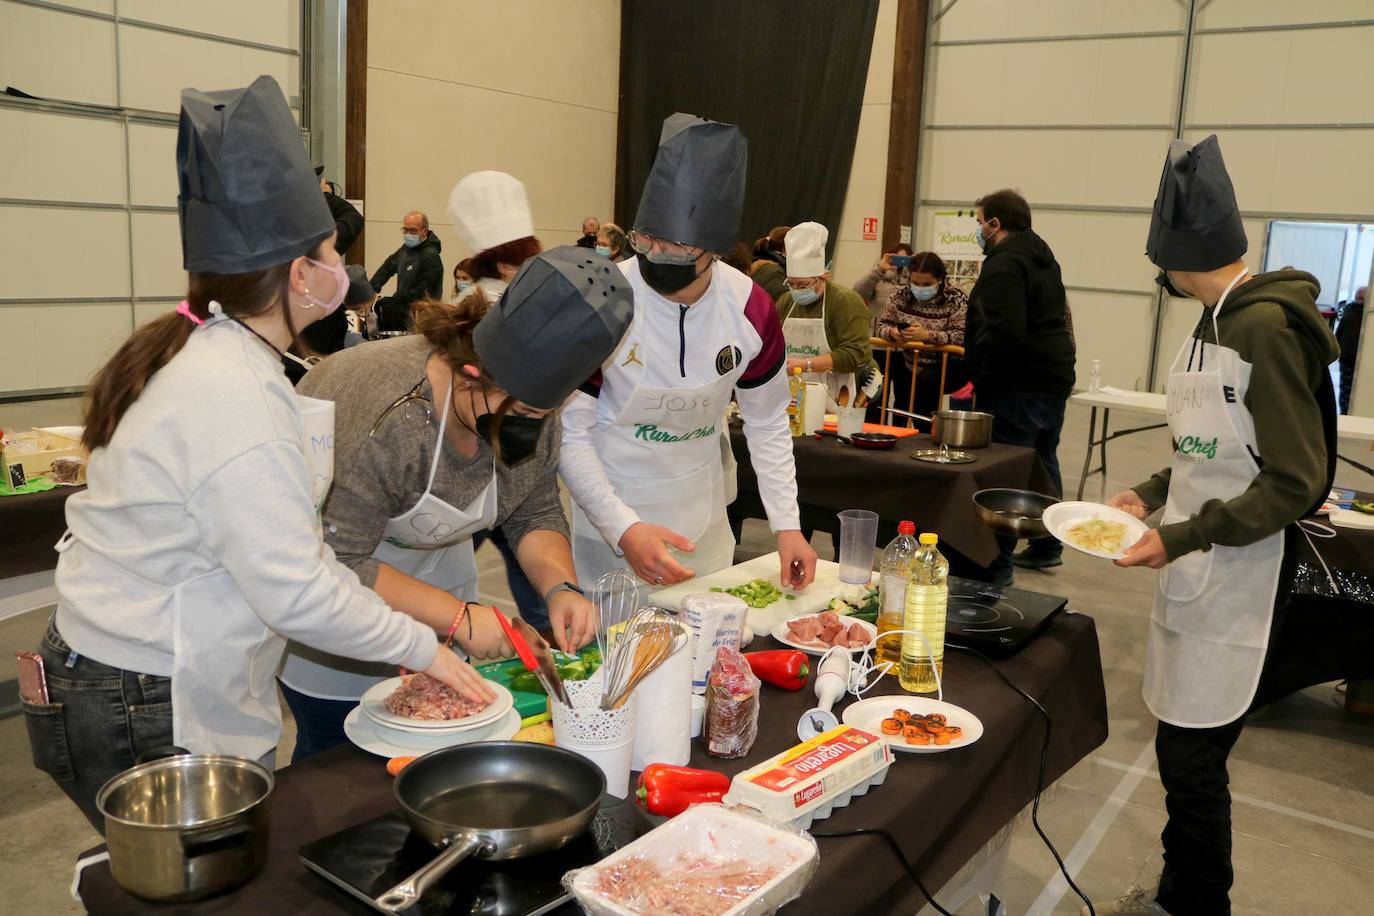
[770,613,877,656]
[1041,501,1149,560]
[841,695,983,754]
[343,706,521,758]
[359,677,514,734]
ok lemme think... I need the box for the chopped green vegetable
[1353,499,1374,515]
[717,578,785,609]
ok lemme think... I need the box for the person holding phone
[21,77,492,830]
[854,242,915,330]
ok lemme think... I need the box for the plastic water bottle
[788,366,807,436]
[876,521,918,666]
[899,533,948,694]
[1089,359,1102,393]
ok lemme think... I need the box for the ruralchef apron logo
[787,344,822,357]
[634,423,717,443]
[1176,435,1218,460]
[715,345,742,375]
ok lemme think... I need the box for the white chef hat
[447,171,535,254]
[785,222,828,278]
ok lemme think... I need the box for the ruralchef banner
[933,210,985,297]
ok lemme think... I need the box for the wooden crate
[1,429,85,486]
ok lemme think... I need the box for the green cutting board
[476,644,602,719]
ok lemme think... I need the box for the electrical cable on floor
[810,826,954,916]
[947,641,1097,916]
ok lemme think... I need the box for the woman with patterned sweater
[875,251,968,419]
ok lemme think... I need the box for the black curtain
[617,0,880,259]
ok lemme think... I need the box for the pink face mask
[303,257,349,315]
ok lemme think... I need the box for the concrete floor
[1,396,1372,913]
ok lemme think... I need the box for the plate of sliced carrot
[841,696,983,754]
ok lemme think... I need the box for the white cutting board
[648,552,875,636]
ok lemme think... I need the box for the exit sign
[862,217,878,241]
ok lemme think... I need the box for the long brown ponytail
[82,254,311,452]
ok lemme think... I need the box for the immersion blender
[797,647,852,740]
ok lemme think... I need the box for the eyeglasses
[627,229,702,262]
[785,278,820,290]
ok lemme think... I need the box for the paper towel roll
[804,382,826,434]
[630,624,692,769]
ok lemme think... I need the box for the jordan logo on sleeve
[622,343,643,368]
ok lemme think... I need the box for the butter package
[680,592,748,693]
[723,724,894,829]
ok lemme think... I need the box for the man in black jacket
[316,166,363,255]
[370,210,444,331]
[966,189,1076,586]
[1335,286,1365,414]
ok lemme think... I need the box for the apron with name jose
[783,288,855,413]
[572,313,738,589]
[1143,272,1283,729]
[280,381,496,701]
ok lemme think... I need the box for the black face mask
[475,412,544,466]
[637,252,703,295]
[1155,270,1189,300]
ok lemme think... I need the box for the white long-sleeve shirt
[559,258,801,547]
[55,317,437,754]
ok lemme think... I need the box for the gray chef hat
[1146,135,1247,272]
[632,112,747,256]
[177,75,334,273]
[473,246,634,410]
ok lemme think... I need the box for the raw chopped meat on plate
[383,673,491,720]
[784,613,872,650]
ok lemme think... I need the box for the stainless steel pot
[885,407,994,448]
[95,751,273,902]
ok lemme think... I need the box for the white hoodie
[55,316,436,759]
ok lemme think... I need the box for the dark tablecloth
[730,426,1054,567]
[77,612,1108,915]
[0,485,79,579]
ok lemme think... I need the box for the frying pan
[972,488,1058,539]
[849,432,897,450]
[374,742,605,912]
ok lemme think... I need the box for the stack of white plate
[342,676,521,758]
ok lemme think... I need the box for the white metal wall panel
[1068,291,1155,390]
[1198,0,1374,30]
[118,26,300,115]
[921,129,1173,208]
[1,0,305,395]
[118,0,300,49]
[1183,128,1374,219]
[935,0,1182,42]
[1031,212,1158,292]
[126,123,179,208]
[1188,27,1374,125]
[0,108,126,205]
[928,37,1181,126]
[0,206,130,300]
[130,212,186,300]
[0,2,117,106]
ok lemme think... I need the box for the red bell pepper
[634,764,730,817]
[744,649,809,690]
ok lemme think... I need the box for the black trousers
[1154,534,1374,916]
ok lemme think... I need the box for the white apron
[782,289,855,412]
[572,314,738,591]
[279,381,497,700]
[1143,272,1284,729]
[166,392,336,758]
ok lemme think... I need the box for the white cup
[836,405,866,438]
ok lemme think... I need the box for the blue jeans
[473,528,548,630]
[279,680,355,763]
[978,391,1068,581]
[23,619,174,831]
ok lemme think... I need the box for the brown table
[729,425,1055,569]
[77,611,1108,915]
[0,485,80,579]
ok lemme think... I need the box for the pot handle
[375,832,493,913]
[180,823,254,859]
[136,745,190,765]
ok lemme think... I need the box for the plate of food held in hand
[771,610,876,656]
[359,673,513,734]
[842,696,983,754]
[1041,501,1149,560]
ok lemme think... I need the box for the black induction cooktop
[300,794,650,915]
[943,576,1069,654]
